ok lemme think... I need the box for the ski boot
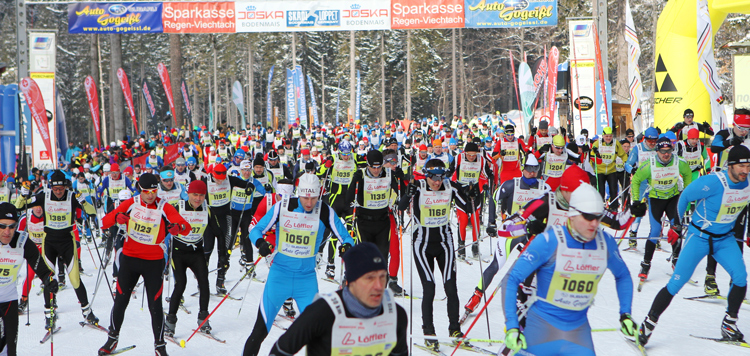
[44,308,57,330]
[638,261,651,281]
[388,276,405,296]
[721,313,745,341]
[705,274,720,296]
[638,316,657,346]
[283,299,296,318]
[423,326,439,352]
[456,239,466,261]
[471,244,479,259]
[82,304,100,325]
[216,271,227,295]
[464,288,483,313]
[165,314,177,337]
[325,264,336,279]
[655,240,663,251]
[486,223,497,237]
[198,310,212,333]
[98,333,119,355]
[155,341,168,356]
[628,239,637,249]
[239,255,249,271]
[18,296,28,315]
[80,264,85,275]
[450,329,470,346]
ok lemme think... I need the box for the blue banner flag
[595,80,612,135]
[294,66,308,125]
[355,70,361,123]
[68,2,163,34]
[286,68,296,124]
[307,75,319,126]
[267,65,274,125]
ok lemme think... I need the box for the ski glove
[168,223,186,236]
[75,192,87,205]
[46,276,59,295]
[116,212,130,225]
[620,313,637,337]
[504,328,526,352]
[256,239,274,257]
[406,183,418,197]
[630,201,647,218]
[244,183,256,196]
[668,224,681,244]
[20,186,30,197]
[338,243,352,257]
[264,184,273,193]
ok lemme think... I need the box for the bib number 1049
[561,279,594,293]
[285,233,310,245]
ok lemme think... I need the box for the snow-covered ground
[15,209,750,355]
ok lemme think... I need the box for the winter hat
[268,150,279,160]
[734,112,750,127]
[727,145,750,166]
[187,180,207,195]
[575,135,586,146]
[159,169,175,180]
[464,142,479,152]
[644,127,659,139]
[687,128,700,139]
[123,166,134,175]
[568,184,604,217]
[277,179,294,197]
[523,154,540,171]
[539,120,549,130]
[559,165,590,192]
[343,242,387,284]
[419,144,428,152]
[240,160,252,170]
[367,150,384,166]
[552,135,566,147]
[0,202,18,222]
[253,156,265,167]
[110,164,120,172]
[49,171,67,187]
[138,173,159,190]
[297,173,321,198]
[602,127,613,135]
[212,164,227,180]
[117,189,132,201]
[655,137,673,150]
[301,148,311,155]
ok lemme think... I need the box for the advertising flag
[116,68,139,133]
[519,62,535,126]
[286,68,296,122]
[156,62,177,125]
[19,78,53,160]
[625,0,643,131]
[308,75,319,126]
[294,66,308,123]
[181,79,192,120]
[336,77,341,125]
[266,65,274,125]
[697,0,727,129]
[232,80,246,128]
[83,75,102,148]
[142,79,156,119]
[547,47,559,124]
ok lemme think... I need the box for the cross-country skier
[638,144,750,346]
[502,184,635,356]
[269,242,408,355]
[242,173,354,355]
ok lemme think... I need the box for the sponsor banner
[336,77,341,125]
[294,66,308,123]
[734,55,750,111]
[20,77,55,169]
[519,62,534,126]
[84,76,102,148]
[68,2,163,34]
[142,79,156,119]
[391,0,464,29]
[231,80,245,128]
[116,68,139,134]
[595,80,612,135]
[286,68,296,122]
[464,0,557,28]
[569,19,597,135]
[134,143,179,167]
[547,46,559,124]
[162,2,235,33]
[307,75,319,126]
[267,65,274,125]
[181,79,192,120]
[55,93,69,157]
[235,0,390,32]
[156,63,177,125]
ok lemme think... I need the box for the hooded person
[269,242,409,356]
[502,183,635,356]
[243,173,355,356]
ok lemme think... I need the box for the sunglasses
[645,138,657,143]
[657,148,673,154]
[737,126,750,132]
[524,165,540,173]
[370,164,383,169]
[553,145,565,150]
[685,114,694,118]
[141,188,158,194]
[627,135,634,138]
[426,173,445,180]
[0,223,18,230]
[385,158,397,164]
[340,152,352,157]
[162,179,173,183]
[573,208,603,221]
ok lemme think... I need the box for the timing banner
[235,0,390,32]
[464,0,557,28]
[68,2,163,34]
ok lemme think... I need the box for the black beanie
[728,145,750,165]
[343,242,387,283]
[367,150,384,166]
[253,156,265,167]
[0,202,18,222]
[49,170,67,186]
[138,173,159,190]
[464,142,479,152]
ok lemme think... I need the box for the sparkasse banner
[235,1,390,32]
[162,2,235,33]
[391,0,465,29]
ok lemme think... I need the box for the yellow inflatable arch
[653,0,750,130]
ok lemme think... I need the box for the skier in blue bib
[503,183,635,356]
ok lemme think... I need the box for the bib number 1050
[285,233,310,245]
[561,279,594,293]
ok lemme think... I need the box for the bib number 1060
[285,233,310,245]
[561,279,594,293]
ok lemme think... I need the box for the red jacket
[102,197,190,260]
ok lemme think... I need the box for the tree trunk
[381,32,386,125]
[452,29,457,118]
[350,31,356,123]
[459,29,466,120]
[110,34,124,141]
[169,34,183,127]
[248,39,254,128]
[406,30,412,121]
[613,1,629,102]
[213,35,219,131]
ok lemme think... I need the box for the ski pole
[469,193,492,343]
[88,223,117,305]
[50,292,54,356]
[181,256,262,348]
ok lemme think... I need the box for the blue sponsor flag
[307,75,319,126]
[294,66,308,124]
[336,77,341,125]
[286,68,296,123]
[267,65,274,125]
[355,70,361,123]
[68,2,163,34]
[595,80,612,135]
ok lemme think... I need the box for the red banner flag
[116,68,139,134]
[83,76,102,148]
[19,77,54,161]
[157,63,177,126]
[547,47,560,125]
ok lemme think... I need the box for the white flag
[232,80,245,128]
[625,0,643,134]
[697,0,727,129]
